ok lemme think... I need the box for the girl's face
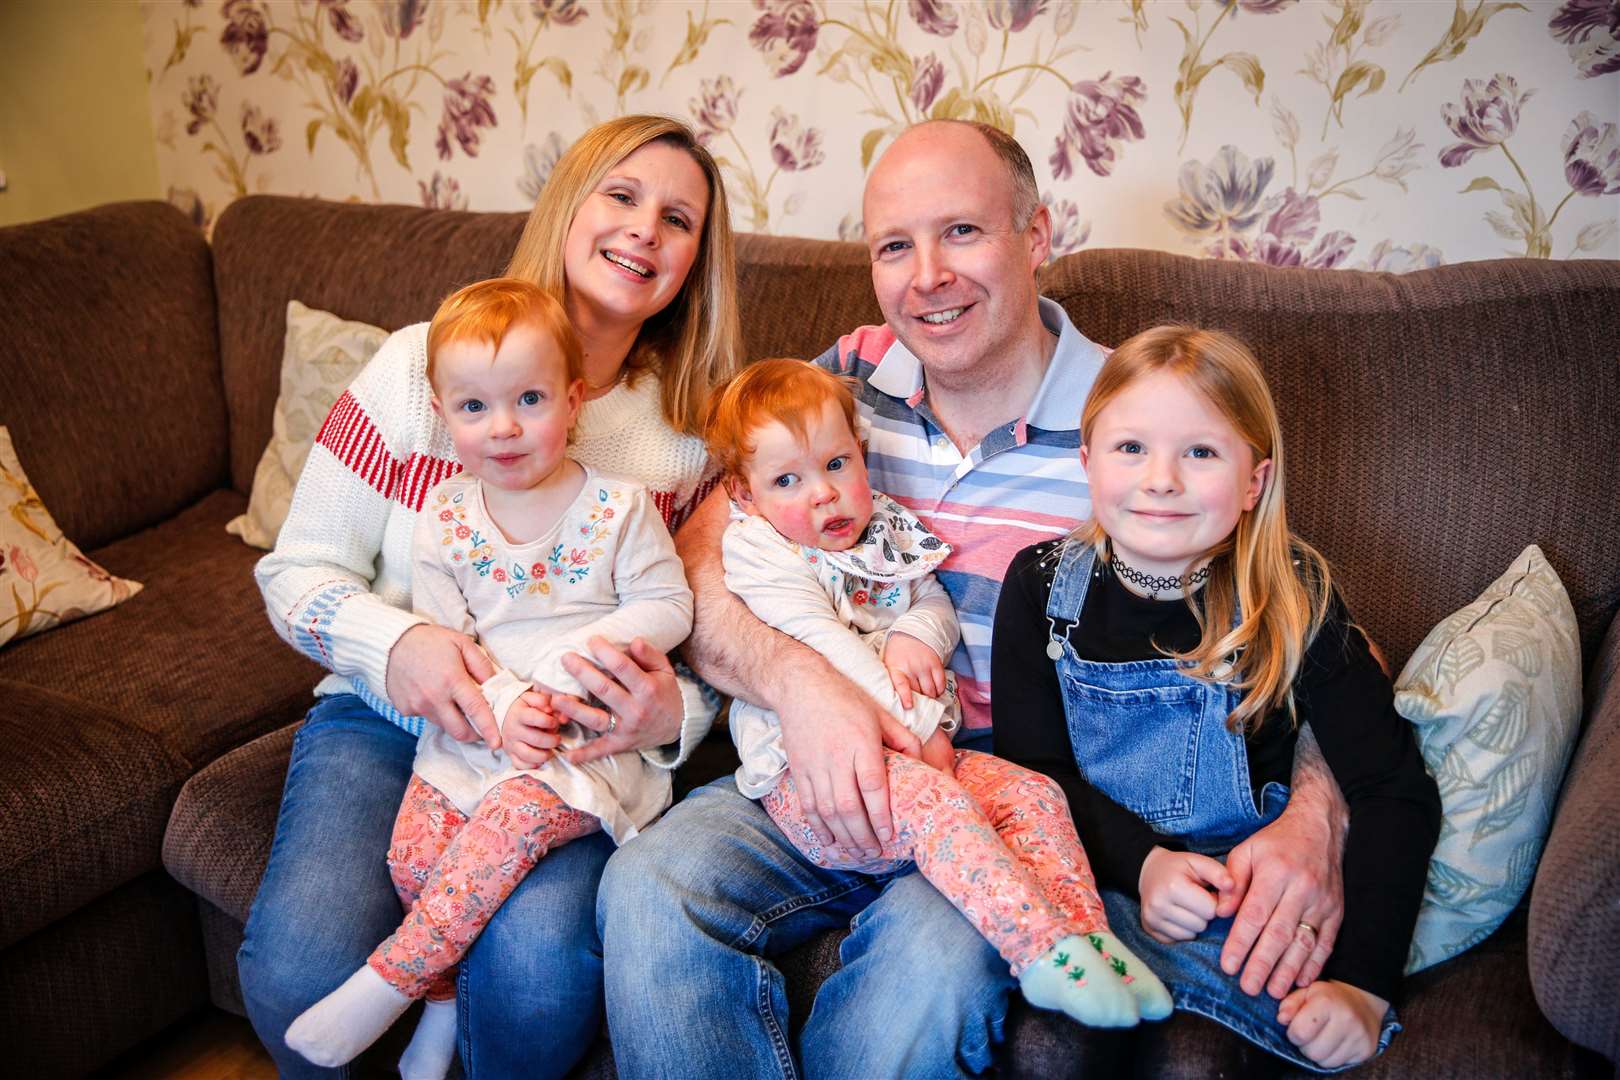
[562,140,709,335]
[1081,370,1271,580]
[431,320,583,495]
[735,400,875,552]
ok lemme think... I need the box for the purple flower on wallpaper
[240,104,281,155]
[1049,71,1146,180]
[1042,193,1091,261]
[1549,0,1620,78]
[420,172,469,211]
[1213,188,1354,268]
[183,74,219,134]
[909,0,959,36]
[1359,240,1445,272]
[1563,111,1620,194]
[768,108,825,171]
[220,0,269,76]
[1164,146,1276,236]
[334,58,359,105]
[985,0,1048,32]
[911,53,945,113]
[436,74,497,161]
[691,76,742,145]
[750,0,819,78]
[380,0,426,40]
[318,0,364,43]
[1219,0,1299,12]
[518,133,568,202]
[1438,74,1533,167]
[532,0,588,26]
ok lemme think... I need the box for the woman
[241,115,740,1078]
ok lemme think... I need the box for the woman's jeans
[237,694,614,1079]
[597,754,1014,1080]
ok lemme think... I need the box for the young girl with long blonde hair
[992,326,1441,1071]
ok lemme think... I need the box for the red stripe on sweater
[316,391,459,507]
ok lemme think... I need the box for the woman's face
[563,140,709,335]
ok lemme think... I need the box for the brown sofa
[1,196,1616,1078]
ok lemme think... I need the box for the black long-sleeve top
[991,539,1442,1003]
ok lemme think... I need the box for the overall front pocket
[1060,677,1203,831]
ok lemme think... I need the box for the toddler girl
[706,359,1172,1030]
[285,279,693,1076]
[993,326,1441,1071]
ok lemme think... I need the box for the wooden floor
[95,1009,276,1080]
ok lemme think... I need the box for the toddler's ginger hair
[426,277,583,389]
[703,359,859,481]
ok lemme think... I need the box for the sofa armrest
[1529,610,1620,1065]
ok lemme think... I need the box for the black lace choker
[1109,553,1209,600]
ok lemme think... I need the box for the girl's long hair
[505,115,741,435]
[1078,326,1334,733]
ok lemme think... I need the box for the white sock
[284,963,412,1067]
[399,998,459,1080]
[1019,933,1143,1029]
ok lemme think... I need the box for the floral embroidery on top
[432,482,624,598]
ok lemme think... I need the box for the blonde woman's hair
[505,115,741,435]
[1078,325,1334,734]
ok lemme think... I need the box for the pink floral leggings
[763,749,1108,976]
[369,773,599,1000]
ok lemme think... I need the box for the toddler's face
[1081,370,1270,580]
[737,400,874,552]
[432,320,582,494]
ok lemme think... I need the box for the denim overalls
[1044,540,1398,1072]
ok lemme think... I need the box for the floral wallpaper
[143,0,1619,269]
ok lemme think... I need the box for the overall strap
[1043,539,1097,655]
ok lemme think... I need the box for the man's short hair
[946,121,1041,231]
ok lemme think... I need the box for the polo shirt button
[933,435,950,450]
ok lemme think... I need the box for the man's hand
[1218,735,1347,997]
[1139,847,1235,943]
[881,631,946,710]
[502,691,561,769]
[919,727,955,774]
[385,623,500,747]
[557,637,684,764]
[776,652,907,861]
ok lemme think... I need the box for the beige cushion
[0,427,142,647]
[227,300,387,549]
[1395,544,1582,973]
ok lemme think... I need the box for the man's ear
[1025,201,1052,271]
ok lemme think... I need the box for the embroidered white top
[722,492,962,799]
[409,467,692,842]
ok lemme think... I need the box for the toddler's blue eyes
[773,474,796,488]
[461,400,485,414]
[520,391,542,406]
[1188,446,1215,459]
[827,456,845,472]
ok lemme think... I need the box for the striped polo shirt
[813,297,1106,737]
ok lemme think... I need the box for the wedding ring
[605,714,618,734]
[1297,921,1318,937]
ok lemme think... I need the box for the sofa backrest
[0,201,228,551]
[212,197,1619,675]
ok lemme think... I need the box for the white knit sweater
[255,320,719,768]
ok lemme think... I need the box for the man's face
[863,125,1050,382]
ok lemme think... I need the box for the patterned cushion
[0,427,142,648]
[227,300,386,549]
[1395,544,1582,973]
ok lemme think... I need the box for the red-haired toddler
[285,280,693,1077]
[705,359,1171,1029]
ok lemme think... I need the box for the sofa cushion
[1,427,143,648]
[228,301,386,550]
[0,489,323,770]
[0,201,227,551]
[0,682,187,949]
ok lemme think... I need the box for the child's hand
[882,631,946,710]
[1277,980,1387,1069]
[502,691,560,769]
[920,727,956,774]
[1138,847,1235,944]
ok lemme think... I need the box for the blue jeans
[598,773,1013,1079]
[238,694,614,1079]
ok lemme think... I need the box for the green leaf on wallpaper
[972,93,1015,135]
[351,86,375,127]
[617,66,650,99]
[1214,53,1264,102]
[379,94,411,170]
[1333,60,1386,102]
[306,118,323,155]
[930,88,973,122]
[1461,176,1504,194]
[540,57,573,95]
[861,128,886,170]
[478,0,496,26]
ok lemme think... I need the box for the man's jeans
[238,694,614,1079]
[599,774,1014,1079]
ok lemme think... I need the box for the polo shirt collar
[867,297,1106,433]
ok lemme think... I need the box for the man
[598,120,1346,1077]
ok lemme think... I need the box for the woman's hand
[1139,846,1236,943]
[555,636,684,764]
[385,623,500,747]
